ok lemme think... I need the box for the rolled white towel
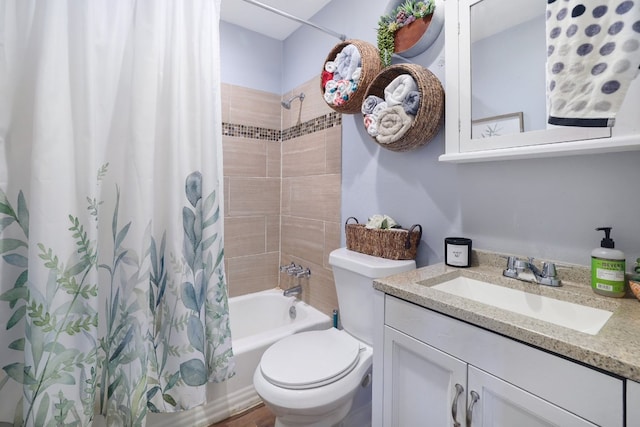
[335,44,362,81]
[324,80,339,104]
[371,101,388,120]
[364,114,378,137]
[352,67,362,83]
[325,61,337,73]
[384,74,418,106]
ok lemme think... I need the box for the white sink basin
[431,276,613,335]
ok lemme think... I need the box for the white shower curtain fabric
[0,1,234,426]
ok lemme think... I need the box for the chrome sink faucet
[503,256,561,287]
[280,262,311,297]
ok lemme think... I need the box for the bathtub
[146,288,331,427]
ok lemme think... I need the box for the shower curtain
[0,1,234,426]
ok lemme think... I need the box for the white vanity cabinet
[378,295,624,426]
[627,380,640,426]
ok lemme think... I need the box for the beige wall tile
[223,177,230,217]
[266,215,280,253]
[220,83,231,124]
[281,216,325,267]
[229,86,281,130]
[225,216,266,258]
[223,136,267,177]
[324,221,342,269]
[308,267,339,317]
[288,174,341,223]
[282,132,326,177]
[226,252,280,298]
[280,178,292,216]
[266,141,281,178]
[228,177,280,216]
[221,82,343,310]
[325,125,342,175]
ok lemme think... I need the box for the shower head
[281,92,305,109]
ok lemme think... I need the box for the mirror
[470,0,546,138]
[443,0,618,159]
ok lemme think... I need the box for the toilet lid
[260,328,361,390]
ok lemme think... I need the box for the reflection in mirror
[470,0,546,139]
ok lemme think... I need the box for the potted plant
[377,0,436,66]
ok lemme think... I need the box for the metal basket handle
[405,224,422,249]
[345,216,359,227]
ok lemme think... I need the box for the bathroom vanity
[372,251,640,426]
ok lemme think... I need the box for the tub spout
[283,285,302,297]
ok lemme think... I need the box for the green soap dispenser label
[591,257,626,293]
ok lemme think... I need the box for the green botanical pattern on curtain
[0,169,234,426]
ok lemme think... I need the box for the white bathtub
[146,288,331,427]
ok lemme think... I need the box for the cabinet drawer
[385,295,623,426]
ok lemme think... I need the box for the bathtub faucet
[283,285,303,297]
[279,263,311,279]
[280,262,311,297]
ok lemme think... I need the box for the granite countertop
[373,250,640,382]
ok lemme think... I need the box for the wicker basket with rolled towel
[362,63,444,152]
[320,39,384,114]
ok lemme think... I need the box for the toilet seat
[260,328,361,390]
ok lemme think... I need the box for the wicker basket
[363,63,444,152]
[321,39,383,114]
[345,217,422,260]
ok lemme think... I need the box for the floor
[210,403,276,427]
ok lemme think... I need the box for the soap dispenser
[591,227,626,298]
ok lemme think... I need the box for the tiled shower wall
[221,76,342,316]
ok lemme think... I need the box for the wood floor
[209,403,276,427]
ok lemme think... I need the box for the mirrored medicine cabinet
[440,0,640,162]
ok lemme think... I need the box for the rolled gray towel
[362,95,384,115]
[403,91,421,116]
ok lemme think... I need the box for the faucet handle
[503,256,520,279]
[280,262,296,272]
[542,262,557,278]
[505,256,527,272]
[296,268,311,278]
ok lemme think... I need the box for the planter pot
[394,15,433,54]
[383,0,445,58]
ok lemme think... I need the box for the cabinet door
[627,380,640,426]
[467,366,597,427]
[383,326,467,427]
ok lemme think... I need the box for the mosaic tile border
[222,112,341,142]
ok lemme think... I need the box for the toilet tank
[329,248,415,345]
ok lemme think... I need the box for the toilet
[253,247,416,427]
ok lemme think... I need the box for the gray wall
[222,0,640,270]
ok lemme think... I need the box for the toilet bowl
[253,248,416,427]
[253,328,373,427]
